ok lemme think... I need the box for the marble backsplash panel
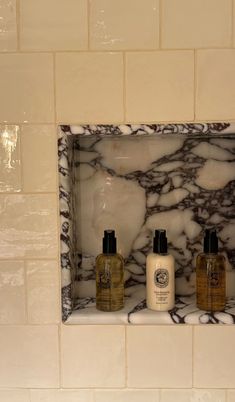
[59,123,235,322]
[73,134,235,303]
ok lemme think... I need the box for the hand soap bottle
[146,229,175,311]
[96,230,124,312]
[196,228,226,311]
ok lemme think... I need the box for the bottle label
[208,272,221,288]
[154,268,169,288]
[98,270,111,289]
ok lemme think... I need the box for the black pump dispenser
[103,230,117,254]
[153,229,168,254]
[203,228,218,253]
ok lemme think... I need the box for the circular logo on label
[154,269,169,288]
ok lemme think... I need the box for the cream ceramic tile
[0,194,58,258]
[30,390,57,402]
[228,390,235,402]
[0,389,30,402]
[126,51,194,122]
[194,326,235,388]
[26,260,59,324]
[196,50,235,120]
[0,125,21,192]
[30,389,93,402]
[61,325,125,387]
[56,52,123,123]
[127,326,192,388]
[20,0,88,51]
[95,389,160,402]
[0,325,59,387]
[192,389,226,402]
[161,0,231,49]
[234,1,235,47]
[21,125,57,192]
[161,389,226,402]
[90,0,159,50]
[161,390,192,402]
[0,260,26,324]
[0,0,17,51]
[0,54,54,123]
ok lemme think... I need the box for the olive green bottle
[196,229,226,312]
[96,230,124,311]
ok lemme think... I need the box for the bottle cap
[103,230,117,254]
[203,228,218,253]
[153,229,168,254]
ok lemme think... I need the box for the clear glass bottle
[96,230,124,312]
[196,229,226,312]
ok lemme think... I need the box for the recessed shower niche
[59,123,235,325]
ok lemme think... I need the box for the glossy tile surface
[95,390,160,402]
[20,0,88,50]
[0,260,26,324]
[0,125,21,192]
[21,125,57,192]
[26,260,59,324]
[0,0,17,51]
[0,390,30,402]
[161,389,226,402]
[56,53,123,123]
[0,326,59,387]
[228,390,235,402]
[196,50,235,120]
[194,326,235,387]
[90,0,159,50]
[0,54,54,123]
[0,194,58,258]
[61,325,125,387]
[127,326,192,387]
[126,51,194,122]
[30,389,93,402]
[161,0,231,49]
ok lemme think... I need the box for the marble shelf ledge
[66,296,235,325]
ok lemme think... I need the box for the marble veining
[58,123,235,324]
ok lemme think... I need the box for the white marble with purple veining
[58,123,235,324]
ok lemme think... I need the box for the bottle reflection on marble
[96,230,124,312]
[196,229,226,312]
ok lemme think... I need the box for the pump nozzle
[204,228,218,253]
[153,229,168,254]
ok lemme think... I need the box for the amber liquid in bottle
[96,230,124,312]
[196,229,226,312]
[96,253,124,311]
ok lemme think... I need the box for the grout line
[58,322,62,388]
[0,47,234,55]
[194,50,197,122]
[23,260,29,325]
[53,54,57,124]
[15,0,20,52]
[158,0,162,49]
[192,325,195,388]
[123,52,127,123]
[124,325,128,388]
[231,0,234,48]
[87,0,91,50]
[17,124,24,193]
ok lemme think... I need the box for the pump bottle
[196,228,226,311]
[96,230,124,311]
[146,229,175,311]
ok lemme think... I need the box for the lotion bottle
[96,230,124,312]
[146,229,175,311]
[196,228,226,311]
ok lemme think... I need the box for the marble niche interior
[58,123,235,325]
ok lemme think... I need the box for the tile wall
[0,0,235,400]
